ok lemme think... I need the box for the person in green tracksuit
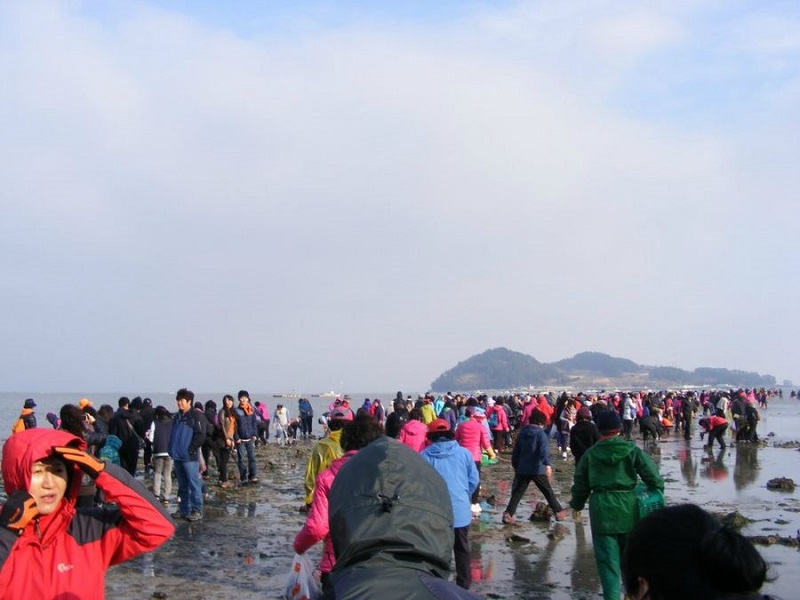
[568,409,664,600]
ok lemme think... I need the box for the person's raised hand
[52,445,106,478]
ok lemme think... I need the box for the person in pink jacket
[454,406,496,515]
[487,398,510,452]
[293,414,384,591]
[398,408,429,452]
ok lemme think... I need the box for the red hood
[2,428,86,500]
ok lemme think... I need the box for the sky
[1,0,798,393]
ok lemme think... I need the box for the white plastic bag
[284,553,320,600]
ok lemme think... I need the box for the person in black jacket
[570,406,600,464]
[109,397,146,476]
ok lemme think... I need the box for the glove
[0,490,39,535]
[486,447,497,460]
[699,431,705,440]
[52,445,105,478]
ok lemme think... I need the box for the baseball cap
[427,418,451,433]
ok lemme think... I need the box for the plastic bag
[284,553,320,600]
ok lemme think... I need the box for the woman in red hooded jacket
[0,428,175,600]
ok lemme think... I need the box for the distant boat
[319,391,338,398]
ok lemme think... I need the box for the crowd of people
[2,386,781,599]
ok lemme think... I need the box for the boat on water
[318,391,338,398]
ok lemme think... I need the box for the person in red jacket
[699,414,729,450]
[0,428,175,600]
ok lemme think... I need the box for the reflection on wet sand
[733,444,760,490]
[701,447,729,481]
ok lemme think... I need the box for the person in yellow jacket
[303,407,353,508]
[419,396,437,425]
[11,399,37,434]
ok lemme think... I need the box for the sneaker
[248,477,259,484]
[555,509,570,521]
[187,510,203,522]
[171,510,185,520]
[219,481,235,489]
[502,512,514,524]
[161,499,169,507]
[471,503,482,515]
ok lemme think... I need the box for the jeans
[237,439,257,480]
[152,455,173,500]
[174,459,203,515]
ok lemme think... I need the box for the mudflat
[96,428,799,599]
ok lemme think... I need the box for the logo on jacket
[57,563,74,573]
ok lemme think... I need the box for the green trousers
[591,531,628,600]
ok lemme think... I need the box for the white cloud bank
[1,0,798,392]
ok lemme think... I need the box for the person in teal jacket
[568,409,664,600]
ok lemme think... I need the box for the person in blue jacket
[420,418,479,590]
[168,388,206,521]
[234,390,259,484]
[502,409,569,524]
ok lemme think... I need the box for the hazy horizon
[2,1,798,392]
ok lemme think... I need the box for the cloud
[1,1,798,391]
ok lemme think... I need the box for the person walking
[568,410,664,600]
[234,390,259,483]
[216,395,237,487]
[303,407,352,508]
[569,406,600,464]
[502,409,569,525]
[454,406,496,515]
[151,405,174,506]
[168,388,206,522]
[420,419,479,589]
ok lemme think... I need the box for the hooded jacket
[323,437,481,600]
[294,450,357,573]
[511,424,551,476]
[420,440,479,528]
[569,435,663,534]
[454,417,492,462]
[0,429,174,600]
[398,419,429,453]
[304,429,344,505]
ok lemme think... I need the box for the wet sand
[101,423,799,600]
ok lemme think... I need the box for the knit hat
[596,410,622,434]
[577,406,592,421]
[23,399,36,409]
[78,398,93,409]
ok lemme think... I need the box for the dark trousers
[709,423,728,449]
[143,440,153,469]
[120,443,138,476]
[471,462,482,504]
[218,447,232,481]
[453,526,472,589]
[504,473,563,516]
[492,430,506,452]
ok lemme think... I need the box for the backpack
[487,410,499,428]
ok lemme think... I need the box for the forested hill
[430,348,776,392]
